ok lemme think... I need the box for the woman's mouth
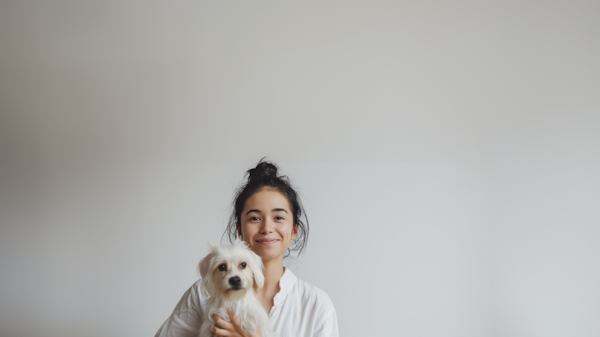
[256,239,278,245]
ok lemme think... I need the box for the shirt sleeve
[313,307,339,337]
[155,280,204,337]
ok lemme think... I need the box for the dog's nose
[229,276,241,287]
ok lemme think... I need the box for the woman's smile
[256,238,279,245]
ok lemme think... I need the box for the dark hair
[224,158,309,258]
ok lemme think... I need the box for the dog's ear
[198,249,215,297]
[198,251,213,278]
[247,250,265,290]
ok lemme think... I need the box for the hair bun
[247,160,278,181]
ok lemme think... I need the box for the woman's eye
[250,216,260,221]
[218,264,227,271]
[240,262,246,269]
[275,216,284,220]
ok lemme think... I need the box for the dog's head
[198,239,265,300]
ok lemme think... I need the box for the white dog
[197,239,274,337]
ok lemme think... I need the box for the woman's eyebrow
[245,208,288,215]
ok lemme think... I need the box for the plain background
[1,1,599,337]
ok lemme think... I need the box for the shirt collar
[273,267,297,307]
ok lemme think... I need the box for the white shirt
[155,268,339,337]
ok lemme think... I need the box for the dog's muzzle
[229,276,242,290]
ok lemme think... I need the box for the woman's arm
[155,281,204,337]
[312,307,339,337]
[313,308,339,337]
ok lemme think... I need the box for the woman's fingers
[226,309,259,337]
[212,314,234,330]
[212,310,259,337]
[211,324,233,337]
[226,309,240,328]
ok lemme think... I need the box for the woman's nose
[260,218,274,233]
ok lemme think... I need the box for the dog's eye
[218,264,227,271]
[240,262,246,269]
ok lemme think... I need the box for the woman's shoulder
[287,271,335,312]
[191,278,210,303]
[294,277,332,299]
[176,278,208,309]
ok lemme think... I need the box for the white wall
[1,1,599,337]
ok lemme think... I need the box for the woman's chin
[256,250,284,262]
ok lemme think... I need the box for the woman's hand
[212,309,261,337]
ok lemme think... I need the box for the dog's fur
[197,239,274,337]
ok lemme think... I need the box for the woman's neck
[256,257,284,294]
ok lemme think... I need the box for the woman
[155,160,339,337]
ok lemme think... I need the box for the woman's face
[238,188,298,262]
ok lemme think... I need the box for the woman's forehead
[243,189,290,211]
